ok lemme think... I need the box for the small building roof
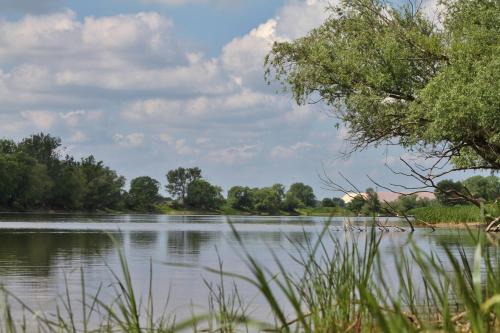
[341,191,435,203]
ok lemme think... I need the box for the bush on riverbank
[410,203,500,224]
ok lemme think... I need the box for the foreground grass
[0,226,499,332]
[411,203,500,224]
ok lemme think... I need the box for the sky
[0,0,466,198]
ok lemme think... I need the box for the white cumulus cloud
[208,145,260,165]
[270,142,316,160]
[0,0,342,185]
[113,133,145,147]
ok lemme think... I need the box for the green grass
[154,203,220,215]
[296,206,353,216]
[410,203,500,224]
[156,202,354,217]
[227,225,500,332]
[0,225,499,332]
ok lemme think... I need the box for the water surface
[0,213,492,325]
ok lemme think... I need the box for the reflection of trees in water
[378,231,499,265]
[0,230,122,277]
[287,231,312,246]
[430,231,499,260]
[164,230,312,257]
[164,230,312,258]
[166,231,218,256]
[228,231,311,247]
[129,231,158,249]
[430,231,482,249]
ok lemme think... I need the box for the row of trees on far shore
[344,176,500,216]
[1,134,498,214]
[0,133,346,213]
[164,167,342,214]
[0,134,125,211]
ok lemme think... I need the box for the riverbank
[0,208,489,227]
[412,220,484,229]
[0,207,493,230]
[155,203,355,217]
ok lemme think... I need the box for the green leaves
[0,135,128,212]
[165,167,202,202]
[185,179,224,211]
[128,176,161,212]
[266,0,500,170]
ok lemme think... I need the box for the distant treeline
[0,134,125,211]
[0,134,498,214]
[0,133,345,213]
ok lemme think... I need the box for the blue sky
[1,0,468,198]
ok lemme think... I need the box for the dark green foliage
[387,194,432,214]
[282,191,302,212]
[321,198,335,207]
[362,188,381,215]
[0,140,17,154]
[285,182,316,208]
[229,183,316,214]
[393,194,419,213]
[433,175,500,209]
[436,179,469,206]
[166,167,202,203]
[50,157,87,210]
[345,189,381,215]
[252,184,285,214]
[0,154,19,206]
[462,175,500,202]
[185,179,224,210]
[0,152,53,210]
[271,183,285,200]
[332,197,345,207]
[80,156,126,210]
[0,134,127,212]
[128,176,161,212]
[320,198,345,207]
[347,195,365,214]
[18,133,61,169]
[227,186,254,210]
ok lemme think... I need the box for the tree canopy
[462,175,500,201]
[0,133,126,211]
[128,176,161,211]
[436,175,500,205]
[166,167,202,203]
[9,135,498,218]
[266,0,500,171]
[287,182,316,207]
[185,179,224,210]
[227,186,254,210]
[252,184,285,214]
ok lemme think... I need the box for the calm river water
[0,213,493,326]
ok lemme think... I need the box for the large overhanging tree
[265,0,499,228]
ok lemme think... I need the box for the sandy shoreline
[415,222,483,229]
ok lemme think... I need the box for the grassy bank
[296,206,353,216]
[155,203,353,217]
[410,203,500,224]
[0,226,499,332]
